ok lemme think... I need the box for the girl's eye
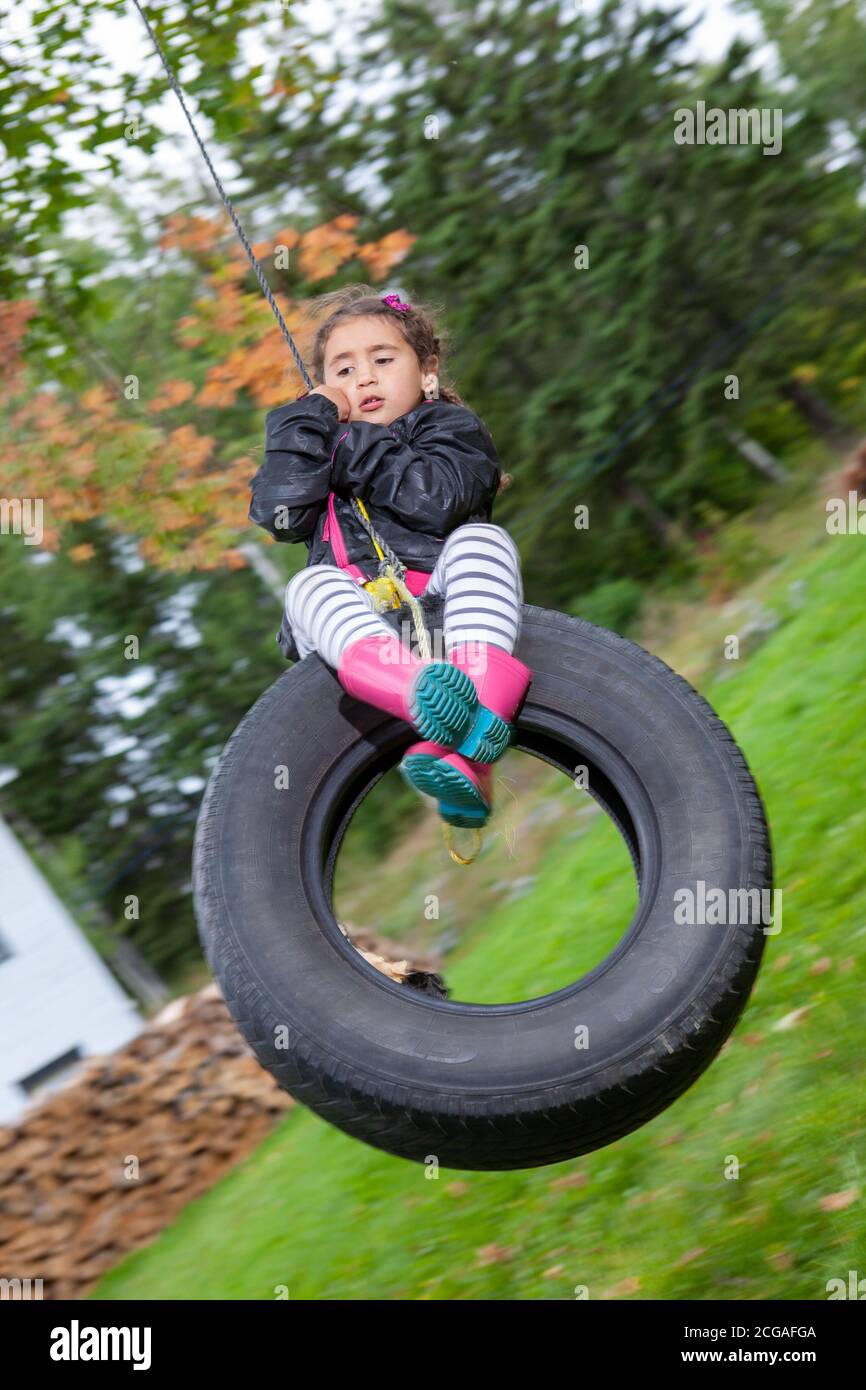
[337,357,393,376]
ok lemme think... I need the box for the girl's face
[322,316,438,425]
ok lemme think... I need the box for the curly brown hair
[301,283,512,495]
[304,282,467,406]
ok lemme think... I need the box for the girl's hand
[308,384,351,421]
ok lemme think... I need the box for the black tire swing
[135,5,772,1171]
[194,597,771,1171]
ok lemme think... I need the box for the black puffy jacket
[248,392,503,660]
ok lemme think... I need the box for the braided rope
[350,497,404,575]
[131,0,314,392]
[351,499,432,659]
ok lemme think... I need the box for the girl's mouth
[360,397,384,412]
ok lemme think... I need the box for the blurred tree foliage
[737,0,866,154]
[0,522,276,976]
[0,0,318,300]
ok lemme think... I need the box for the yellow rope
[357,498,432,660]
[442,823,482,865]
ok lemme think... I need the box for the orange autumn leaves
[171,213,416,412]
[4,381,246,567]
[0,300,38,406]
[149,379,196,412]
[1,212,416,573]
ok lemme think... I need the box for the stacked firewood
[338,921,448,998]
[0,925,444,1299]
[0,984,291,1299]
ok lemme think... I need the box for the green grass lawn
[92,513,866,1300]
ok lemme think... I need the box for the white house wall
[0,816,142,1124]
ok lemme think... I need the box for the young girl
[248,284,532,829]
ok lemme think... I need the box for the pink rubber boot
[336,632,481,747]
[399,739,495,828]
[448,640,533,761]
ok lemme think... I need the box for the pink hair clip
[382,293,411,313]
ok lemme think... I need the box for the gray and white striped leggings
[284,522,523,669]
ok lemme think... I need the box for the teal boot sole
[400,753,491,829]
[408,663,479,746]
[452,705,513,762]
